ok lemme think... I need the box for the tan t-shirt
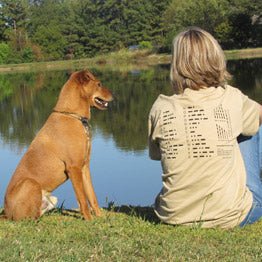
[148,85,259,229]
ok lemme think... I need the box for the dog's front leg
[82,165,102,217]
[67,166,92,220]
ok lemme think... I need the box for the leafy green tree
[0,0,30,51]
[0,9,8,42]
[22,46,34,62]
[28,0,73,60]
[214,22,234,49]
[0,42,9,63]
[0,0,31,62]
[0,0,29,30]
[228,0,262,16]
[228,13,252,48]
[138,41,152,51]
[148,0,171,50]
[252,15,262,47]
[163,0,230,49]
[32,23,67,60]
[163,0,262,50]
[0,0,259,64]
[75,0,170,53]
[226,0,262,48]
[68,0,103,57]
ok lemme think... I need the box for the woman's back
[149,85,259,228]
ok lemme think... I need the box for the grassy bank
[0,47,261,73]
[224,47,262,60]
[0,49,163,73]
[0,207,262,261]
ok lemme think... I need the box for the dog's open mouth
[94,97,109,109]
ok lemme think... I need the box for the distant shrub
[138,41,152,51]
[0,43,9,64]
[0,43,36,64]
[22,46,34,63]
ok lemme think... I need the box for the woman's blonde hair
[170,27,231,94]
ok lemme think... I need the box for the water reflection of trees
[0,59,261,153]
[0,71,69,149]
[0,67,172,152]
[228,58,262,103]
[91,66,172,152]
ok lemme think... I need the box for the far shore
[0,47,261,73]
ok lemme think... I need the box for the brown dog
[3,70,113,221]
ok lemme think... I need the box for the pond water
[0,58,261,209]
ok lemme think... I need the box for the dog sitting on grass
[2,70,113,221]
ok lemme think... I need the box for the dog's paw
[42,196,58,214]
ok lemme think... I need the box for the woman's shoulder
[150,94,177,114]
[223,85,251,103]
[153,94,177,106]
[224,85,242,95]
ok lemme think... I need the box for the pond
[0,58,261,209]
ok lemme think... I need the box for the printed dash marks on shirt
[184,106,215,159]
[160,110,180,160]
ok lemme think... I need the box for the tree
[164,0,230,36]
[28,0,73,60]
[0,0,29,30]
[148,0,171,49]
[0,0,30,53]
[0,0,259,64]
[162,0,261,50]
[0,42,9,63]
[32,23,67,60]
[226,0,262,48]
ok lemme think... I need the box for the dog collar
[53,110,91,137]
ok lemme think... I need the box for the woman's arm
[148,113,161,161]
[259,104,262,126]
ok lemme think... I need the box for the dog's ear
[74,70,95,85]
[86,71,95,81]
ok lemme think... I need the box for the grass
[224,47,262,60]
[0,47,261,74]
[0,206,262,261]
[0,49,158,74]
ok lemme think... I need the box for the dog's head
[72,70,113,110]
[54,70,113,118]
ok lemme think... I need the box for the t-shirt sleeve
[148,109,161,160]
[241,94,260,136]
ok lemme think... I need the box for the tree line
[0,0,261,64]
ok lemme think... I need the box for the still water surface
[0,59,261,209]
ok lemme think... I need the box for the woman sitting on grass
[148,27,262,229]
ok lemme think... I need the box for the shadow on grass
[46,205,161,224]
[0,207,83,221]
[0,205,161,224]
[44,206,83,220]
[107,205,161,224]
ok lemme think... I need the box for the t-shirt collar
[183,86,218,96]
